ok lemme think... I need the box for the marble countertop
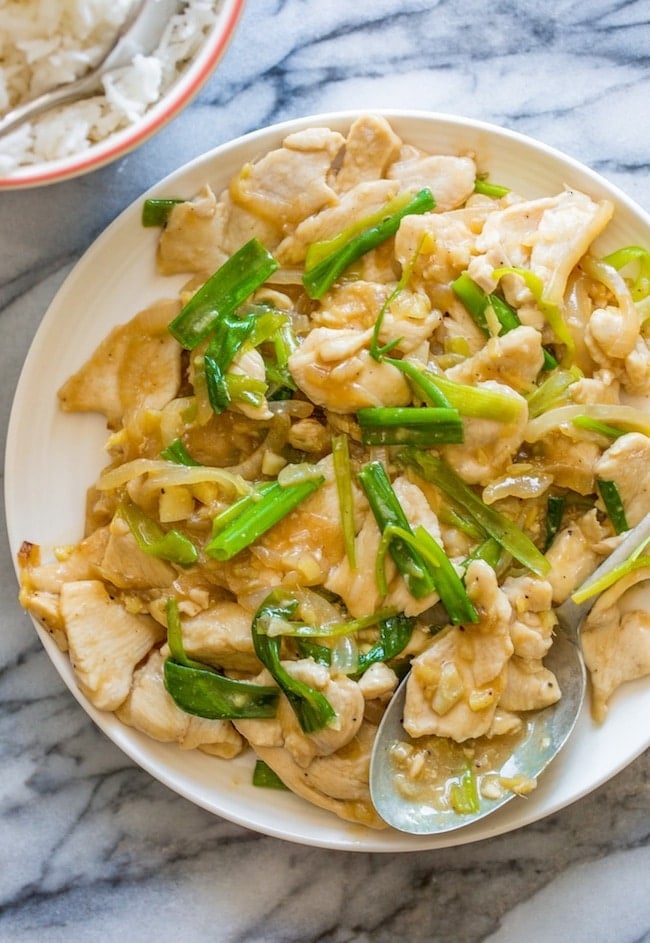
[1,1,649,940]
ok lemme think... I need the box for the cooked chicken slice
[60,580,165,711]
[276,179,400,266]
[179,600,260,673]
[623,336,650,395]
[395,206,489,286]
[58,300,182,430]
[335,114,402,192]
[157,185,228,276]
[18,530,110,650]
[387,149,476,211]
[544,509,610,603]
[445,325,544,394]
[116,648,244,758]
[235,661,365,768]
[288,327,411,412]
[467,189,613,307]
[441,381,528,486]
[498,575,560,712]
[533,430,602,495]
[99,519,176,590]
[403,560,514,741]
[252,719,386,828]
[594,433,650,526]
[581,567,650,721]
[229,127,344,229]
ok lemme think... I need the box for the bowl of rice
[0,0,245,189]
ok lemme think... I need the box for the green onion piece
[160,438,201,466]
[449,760,480,814]
[205,476,325,560]
[526,367,582,419]
[355,613,415,676]
[252,760,288,790]
[398,448,551,577]
[163,599,279,719]
[357,406,464,446]
[294,638,332,666]
[603,245,650,301]
[452,272,520,335]
[463,536,503,570]
[597,479,629,535]
[492,266,575,360]
[262,606,398,639]
[571,552,650,604]
[142,197,183,227]
[119,499,198,567]
[303,188,435,300]
[377,524,478,624]
[169,239,279,349]
[332,433,357,568]
[544,494,566,551]
[252,591,337,733]
[473,177,510,199]
[224,373,268,408]
[210,482,275,536]
[164,660,279,719]
[203,309,258,413]
[358,460,436,599]
[571,415,625,439]
[419,371,525,423]
[383,357,452,407]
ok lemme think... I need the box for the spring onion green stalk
[597,479,629,534]
[205,475,324,560]
[492,266,574,361]
[452,272,558,370]
[376,355,451,408]
[203,309,259,413]
[418,371,525,423]
[449,760,480,814]
[259,605,398,639]
[303,189,435,300]
[119,499,198,567]
[169,239,279,349]
[526,367,582,419]
[252,592,337,733]
[571,537,650,604]
[223,373,268,409]
[572,415,624,440]
[163,599,279,719]
[376,524,478,623]
[398,448,551,577]
[160,438,202,466]
[332,434,357,568]
[603,245,650,301]
[358,461,437,599]
[252,760,288,790]
[473,177,510,199]
[544,494,566,551]
[463,536,503,570]
[355,613,414,676]
[141,198,183,227]
[452,272,520,334]
[357,406,464,446]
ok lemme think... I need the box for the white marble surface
[1,1,649,940]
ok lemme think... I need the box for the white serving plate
[6,110,650,851]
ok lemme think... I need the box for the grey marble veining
[1,1,649,940]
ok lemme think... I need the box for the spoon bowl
[370,513,650,834]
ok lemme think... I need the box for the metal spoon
[369,512,650,834]
[0,0,180,138]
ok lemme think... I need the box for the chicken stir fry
[18,115,650,829]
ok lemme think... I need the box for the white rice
[0,0,222,173]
